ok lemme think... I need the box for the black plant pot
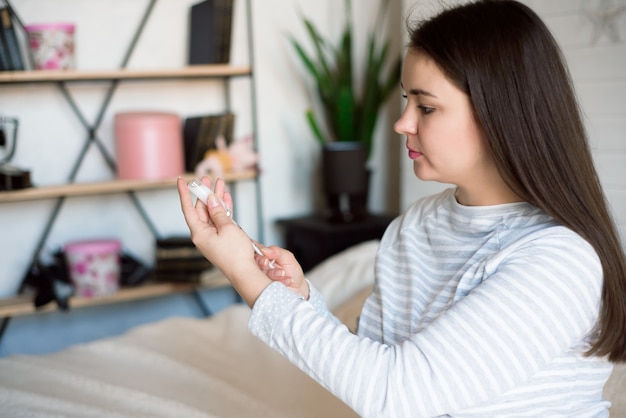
[322,142,369,223]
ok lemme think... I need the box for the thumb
[262,245,296,267]
[206,193,232,228]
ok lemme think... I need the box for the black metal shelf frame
[1,0,263,286]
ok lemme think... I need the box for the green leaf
[289,0,400,158]
[290,39,319,82]
[303,19,332,81]
[336,85,355,142]
[306,110,325,146]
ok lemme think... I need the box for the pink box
[64,239,121,298]
[25,22,76,70]
[114,111,185,180]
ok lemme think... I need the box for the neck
[455,183,524,207]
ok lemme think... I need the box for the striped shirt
[249,188,612,417]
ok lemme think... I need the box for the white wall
[8,0,621,299]
[0,0,402,297]
[399,0,626,250]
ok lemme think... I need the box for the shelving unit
[0,170,256,203]
[0,65,251,84]
[0,0,260,323]
[0,275,231,319]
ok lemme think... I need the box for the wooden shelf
[0,170,257,203]
[0,65,252,84]
[0,274,231,318]
[0,1,259,329]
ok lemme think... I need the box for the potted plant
[290,0,401,221]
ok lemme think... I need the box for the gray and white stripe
[249,188,612,418]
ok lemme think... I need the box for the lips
[407,145,422,160]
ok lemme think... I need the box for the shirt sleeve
[248,235,604,418]
[306,279,336,320]
[248,280,339,339]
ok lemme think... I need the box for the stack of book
[155,237,213,283]
[0,6,25,71]
[188,0,234,65]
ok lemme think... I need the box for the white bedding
[0,241,379,418]
[2,239,624,417]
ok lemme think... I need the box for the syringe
[187,178,275,269]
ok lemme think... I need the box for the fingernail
[207,193,220,208]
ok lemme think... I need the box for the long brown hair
[408,0,626,362]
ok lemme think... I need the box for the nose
[394,107,417,137]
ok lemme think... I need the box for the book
[0,7,24,70]
[155,237,213,283]
[183,112,235,172]
[215,0,234,63]
[187,0,234,65]
[0,29,11,71]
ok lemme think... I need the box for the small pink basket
[24,22,76,70]
[64,239,121,298]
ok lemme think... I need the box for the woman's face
[395,50,500,195]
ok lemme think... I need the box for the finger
[255,255,277,272]
[213,177,234,215]
[206,192,233,228]
[268,268,288,281]
[213,177,226,198]
[200,175,214,191]
[222,190,233,214]
[177,177,199,229]
[192,197,211,224]
[253,242,277,267]
[263,245,293,266]
[200,176,232,215]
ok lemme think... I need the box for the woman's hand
[177,176,271,307]
[255,244,309,300]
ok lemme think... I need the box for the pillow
[332,285,373,332]
[306,240,378,312]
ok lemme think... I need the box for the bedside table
[276,213,396,272]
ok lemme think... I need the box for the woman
[178,1,626,416]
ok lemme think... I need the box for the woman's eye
[418,105,435,115]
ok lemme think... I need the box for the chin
[413,164,437,182]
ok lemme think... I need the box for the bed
[0,240,624,417]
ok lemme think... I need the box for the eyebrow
[400,82,438,98]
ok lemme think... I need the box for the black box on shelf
[0,163,30,190]
[155,237,212,282]
[187,0,234,65]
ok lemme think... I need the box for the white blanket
[2,239,623,417]
[0,241,379,418]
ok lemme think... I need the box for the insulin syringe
[187,178,275,269]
